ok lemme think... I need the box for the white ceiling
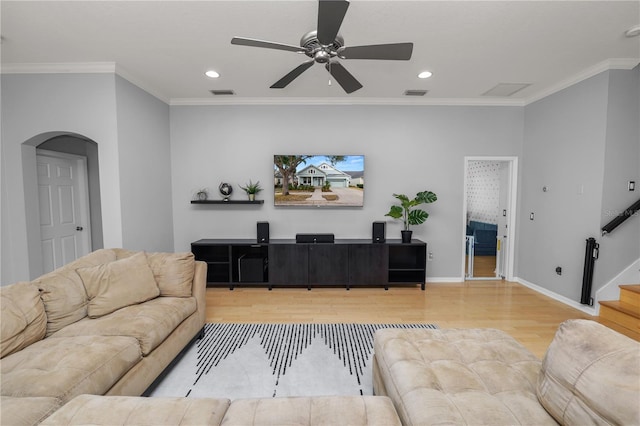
[2,1,639,105]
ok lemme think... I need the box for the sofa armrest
[192,261,207,326]
[537,319,640,425]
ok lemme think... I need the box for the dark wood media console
[191,239,427,290]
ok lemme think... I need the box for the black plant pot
[401,230,413,243]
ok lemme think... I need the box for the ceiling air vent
[404,89,428,96]
[210,90,235,96]
[482,83,530,97]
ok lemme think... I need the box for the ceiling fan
[231,0,413,94]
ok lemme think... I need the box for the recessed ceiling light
[417,71,432,79]
[625,25,640,37]
[205,70,220,78]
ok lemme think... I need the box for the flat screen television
[274,155,364,207]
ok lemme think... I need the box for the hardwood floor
[466,255,497,278]
[205,280,603,358]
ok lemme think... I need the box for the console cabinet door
[268,244,308,286]
[308,244,349,285]
[349,244,388,286]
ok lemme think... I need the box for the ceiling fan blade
[338,43,414,60]
[271,61,315,89]
[317,0,349,45]
[325,61,362,94]
[231,37,306,53]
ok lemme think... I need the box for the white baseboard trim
[426,277,465,283]
[515,277,597,316]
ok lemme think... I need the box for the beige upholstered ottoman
[221,396,401,426]
[40,394,231,425]
[0,396,62,426]
[373,327,558,426]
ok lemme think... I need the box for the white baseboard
[515,277,597,316]
[426,277,465,283]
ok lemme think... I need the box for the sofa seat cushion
[537,319,640,425]
[222,396,401,426]
[0,281,47,358]
[0,396,62,426]
[374,328,557,426]
[40,394,231,426]
[53,296,197,355]
[0,335,141,403]
[34,249,117,336]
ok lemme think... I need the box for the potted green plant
[385,191,437,243]
[240,180,263,201]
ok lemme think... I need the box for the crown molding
[523,58,640,105]
[169,97,525,107]
[3,58,638,108]
[1,62,117,74]
[0,62,170,104]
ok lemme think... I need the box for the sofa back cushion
[78,252,160,318]
[146,252,195,297]
[113,249,195,297]
[34,248,117,336]
[537,319,640,425]
[0,282,47,358]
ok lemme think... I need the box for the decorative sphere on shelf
[218,182,233,201]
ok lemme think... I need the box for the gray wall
[1,73,173,284]
[115,76,173,251]
[2,67,637,293]
[596,67,640,288]
[519,67,640,301]
[170,105,524,279]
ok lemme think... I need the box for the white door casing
[37,150,91,273]
[462,156,518,281]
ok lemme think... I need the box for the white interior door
[37,150,91,273]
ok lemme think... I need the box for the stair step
[597,318,640,341]
[599,300,640,333]
[620,284,640,308]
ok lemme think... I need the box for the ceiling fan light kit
[230,0,414,94]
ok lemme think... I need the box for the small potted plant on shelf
[385,190,437,243]
[240,180,263,201]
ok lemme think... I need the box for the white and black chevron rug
[147,323,437,400]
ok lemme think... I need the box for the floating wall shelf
[191,200,264,205]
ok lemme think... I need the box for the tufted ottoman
[221,396,401,425]
[39,394,231,425]
[373,327,558,426]
[37,394,400,425]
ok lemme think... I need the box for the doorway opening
[462,157,517,281]
[22,133,103,278]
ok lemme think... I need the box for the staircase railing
[581,198,640,305]
[601,198,640,236]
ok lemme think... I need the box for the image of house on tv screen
[274,155,364,207]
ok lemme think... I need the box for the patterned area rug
[147,323,437,399]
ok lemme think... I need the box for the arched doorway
[22,132,103,276]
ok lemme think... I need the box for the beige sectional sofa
[373,319,640,426]
[0,248,207,425]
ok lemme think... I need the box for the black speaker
[372,221,386,243]
[296,233,335,243]
[257,221,269,243]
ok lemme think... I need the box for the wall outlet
[428,252,434,261]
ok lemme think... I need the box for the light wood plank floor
[204,280,617,358]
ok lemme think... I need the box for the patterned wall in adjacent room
[467,161,500,224]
